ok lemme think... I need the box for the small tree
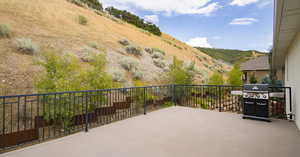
[208,72,224,85]
[166,57,195,103]
[227,65,243,86]
[167,57,194,85]
[249,74,258,84]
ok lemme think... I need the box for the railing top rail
[0,84,291,98]
[0,84,173,98]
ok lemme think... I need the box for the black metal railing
[0,85,292,151]
[175,85,243,113]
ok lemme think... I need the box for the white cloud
[230,0,259,6]
[230,0,272,7]
[229,18,258,25]
[186,37,212,48]
[257,0,272,8]
[144,15,159,24]
[102,0,222,16]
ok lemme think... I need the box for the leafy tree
[35,50,115,93]
[227,65,243,86]
[69,0,103,11]
[208,72,224,85]
[166,57,195,103]
[167,57,194,85]
[105,7,162,36]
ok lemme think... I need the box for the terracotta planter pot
[113,102,131,109]
[126,97,133,103]
[71,113,97,126]
[35,116,53,128]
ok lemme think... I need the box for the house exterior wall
[285,32,300,130]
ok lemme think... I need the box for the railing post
[85,92,89,132]
[144,87,147,115]
[172,84,176,106]
[289,87,293,120]
[218,86,222,112]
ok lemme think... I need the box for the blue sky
[101,0,274,52]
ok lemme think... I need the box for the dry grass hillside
[0,0,231,95]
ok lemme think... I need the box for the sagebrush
[78,15,88,25]
[125,45,143,56]
[0,24,11,38]
[120,57,139,72]
[15,38,39,55]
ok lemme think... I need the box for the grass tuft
[78,15,88,25]
[0,24,11,38]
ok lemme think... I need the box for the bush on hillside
[88,41,99,49]
[78,15,88,25]
[208,72,224,85]
[152,48,166,55]
[118,39,130,46]
[133,70,144,80]
[111,69,126,82]
[79,46,101,62]
[0,24,11,38]
[153,59,166,68]
[125,45,143,56]
[105,7,162,36]
[120,57,139,71]
[144,48,153,54]
[151,52,164,59]
[15,38,39,55]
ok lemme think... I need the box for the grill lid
[244,84,269,92]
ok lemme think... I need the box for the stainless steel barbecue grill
[243,84,270,122]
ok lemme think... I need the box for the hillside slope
[0,0,231,95]
[195,47,267,65]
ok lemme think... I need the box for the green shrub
[80,46,99,62]
[249,74,258,84]
[163,102,175,108]
[144,48,153,54]
[118,39,130,46]
[88,41,99,49]
[167,57,195,85]
[227,65,243,86]
[15,38,39,55]
[153,59,166,68]
[111,69,126,82]
[0,24,11,38]
[152,48,165,55]
[120,57,139,71]
[78,15,88,25]
[208,72,224,85]
[132,70,143,80]
[35,51,81,93]
[151,52,164,59]
[125,45,143,56]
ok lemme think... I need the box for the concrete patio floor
[1,106,300,157]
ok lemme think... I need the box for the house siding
[285,32,300,130]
